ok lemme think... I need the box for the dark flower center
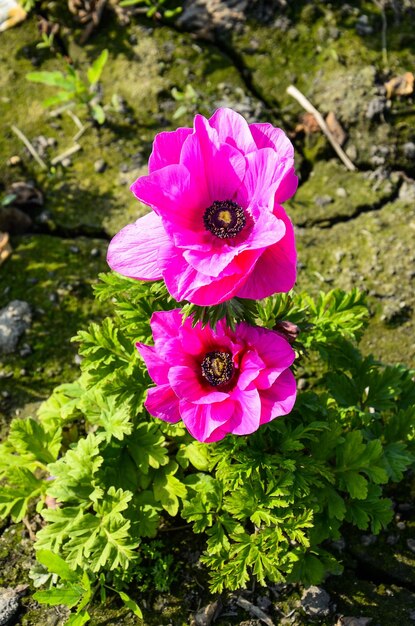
[201,350,234,387]
[203,200,246,239]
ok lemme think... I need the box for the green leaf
[0,468,44,522]
[8,417,61,465]
[90,103,105,125]
[34,584,84,608]
[118,591,143,619]
[128,423,169,474]
[80,391,132,442]
[153,461,187,516]
[177,441,211,471]
[66,612,90,626]
[87,49,108,85]
[27,71,76,91]
[36,549,78,582]
[42,91,75,107]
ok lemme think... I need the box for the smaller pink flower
[137,309,296,443]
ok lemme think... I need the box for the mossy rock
[1,14,261,237]
[0,234,109,420]
[296,195,415,366]
[286,160,399,227]
[229,2,415,171]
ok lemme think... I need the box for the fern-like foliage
[0,272,413,625]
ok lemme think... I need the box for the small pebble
[403,142,415,159]
[94,158,107,173]
[396,521,406,531]
[90,247,101,258]
[336,187,347,198]
[301,586,332,618]
[406,538,415,553]
[356,14,373,35]
[69,245,80,254]
[8,155,21,166]
[361,534,377,547]
[19,344,32,358]
[61,158,72,168]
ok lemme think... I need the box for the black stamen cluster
[201,350,234,387]
[203,200,246,239]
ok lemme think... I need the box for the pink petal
[179,398,235,442]
[181,115,246,205]
[274,168,298,204]
[237,350,265,391]
[209,108,257,154]
[107,212,167,280]
[182,206,285,278]
[236,324,295,376]
[168,365,229,404]
[150,309,184,345]
[249,123,294,159]
[227,388,262,435]
[131,164,200,221]
[237,149,296,211]
[259,369,297,425]
[136,343,169,384]
[236,208,296,299]
[149,127,192,173]
[145,384,181,423]
[159,244,249,305]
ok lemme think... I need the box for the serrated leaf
[128,423,168,474]
[36,549,78,582]
[34,584,84,608]
[153,461,187,516]
[8,417,61,465]
[118,591,143,619]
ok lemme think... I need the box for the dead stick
[73,123,90,142]
[11,125,47,170]
[286,85,357,172]
[51,143,82,166]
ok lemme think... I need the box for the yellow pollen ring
[217,210,233,225]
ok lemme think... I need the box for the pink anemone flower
[107,108,297,306]
[137,309,296,443]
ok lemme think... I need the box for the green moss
[286,160,399,226]
[0,235,109,417]
[296,196,415,366]
[232,3,415,170]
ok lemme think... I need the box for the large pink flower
[137,309,296,443]
[107,108,297,306]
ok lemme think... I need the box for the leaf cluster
[26,50,109,124]
[0,273,413,622]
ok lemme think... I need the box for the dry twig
[236,597,275,626]
[51,143,82,165]
[11,125,47,170]
[286,85,357,172]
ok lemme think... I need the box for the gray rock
[0,585,27,626]
[366,97,387,120]
[94,158,107,173]
[398,180,415,203]
[300,586,332,618]
[407,538,415,553]
[0,301,32,355]
[403,142,415,159]
[335,618,372,626]
[356,14,373,35]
